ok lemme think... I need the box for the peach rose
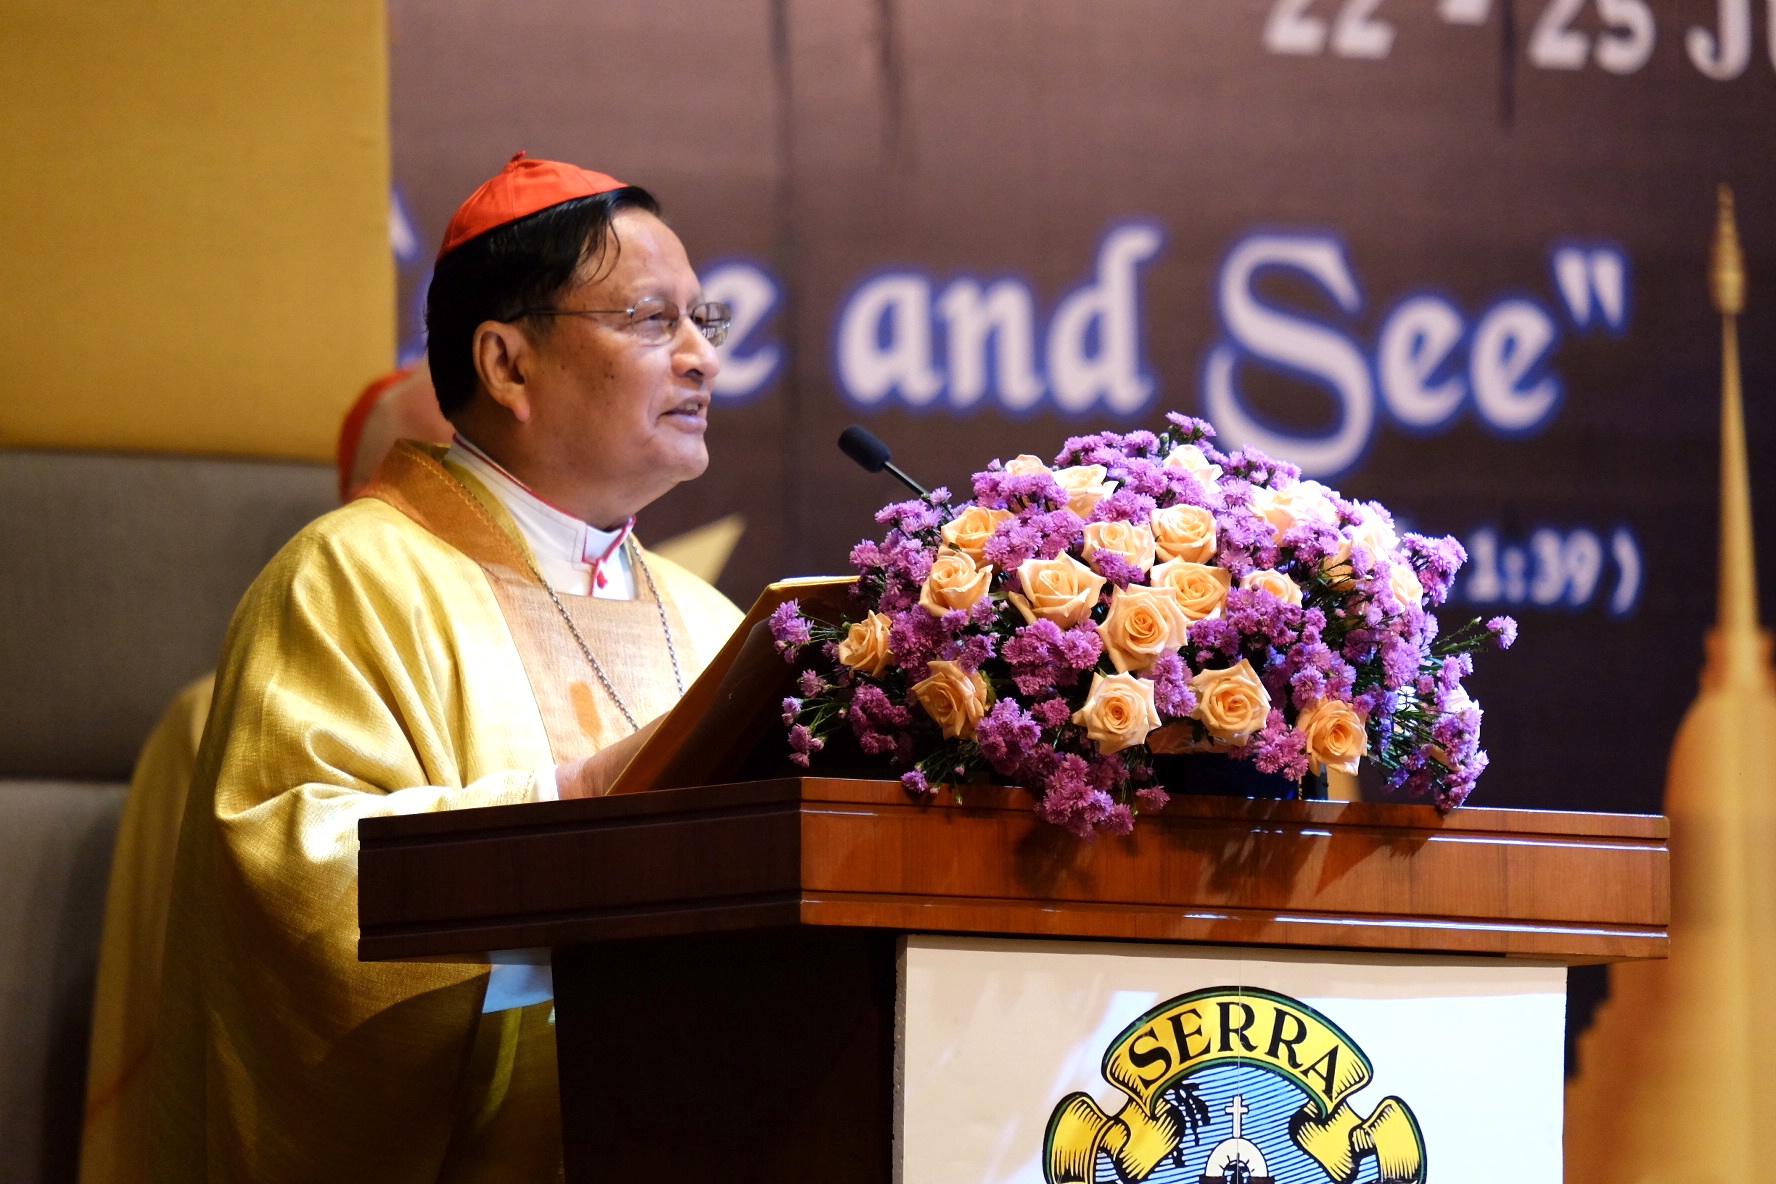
[919,550,994,617]
[1097,584,1191,674]
[1163,444,1223,491]
[1052,464,1119,518]
[1294,698,1369,775]
[1150,504,1218,564]
[1387,562,1424,612]
[1240,568,1303,607]
[1004,454,1051,478]
[1249,481,1336,542]
[1009,553,1106,629]
[912,659,993,740]
[1082,519,1156,576]
[941,505,1013,564]
[1190,659,1272,745]
[1071,671,1162,755]
[1150,559,1233,621]
[837,611,894,677]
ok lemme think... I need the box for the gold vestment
[149,443,740,1182]
[79,673,214,1184]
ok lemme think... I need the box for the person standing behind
[77,363,455,1184]
[149,154,742,1183]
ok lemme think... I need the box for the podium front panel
[899,936,1565,1184]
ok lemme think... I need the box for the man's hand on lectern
[555,714,665,799]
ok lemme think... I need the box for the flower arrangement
[770,414,1516,837]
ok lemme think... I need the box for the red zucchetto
[436,151,627,261]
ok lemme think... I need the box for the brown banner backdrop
[389,0,1775,818]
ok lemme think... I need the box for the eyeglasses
[516,296,732,347]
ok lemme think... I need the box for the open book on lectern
[605,576,856,797]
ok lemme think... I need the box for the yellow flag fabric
[148,443,740,1183]
[78,673,214,1184]
[1565,192,1776,1181]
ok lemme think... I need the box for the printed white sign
[898,936,1566,1184]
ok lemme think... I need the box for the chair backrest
[0,449,334,779]
[0,449,332,1184]
[0,781,125,1184]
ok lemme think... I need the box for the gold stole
[364,440,689,761]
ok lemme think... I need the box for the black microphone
[838,425,928,498]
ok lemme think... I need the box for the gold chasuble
[149,442,741,1184]
[80,674,214,1184]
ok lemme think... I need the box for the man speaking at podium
[150,155,743,1183]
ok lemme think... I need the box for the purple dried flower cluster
[771,414,1516,831]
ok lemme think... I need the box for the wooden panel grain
[358,778,1667,963]
[794,796,1667,926]
[553,929,896,1184]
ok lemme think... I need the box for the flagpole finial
[1712,183,1745,317]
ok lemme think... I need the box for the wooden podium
[358,776,1666,1182]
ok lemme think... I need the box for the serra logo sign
[1045,987,1426,1184]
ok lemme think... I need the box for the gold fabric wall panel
[0,0,391,460]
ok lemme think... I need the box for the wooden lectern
[359,585,1666,1180]
[358,777,1666,1181]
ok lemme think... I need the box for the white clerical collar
[444,434,635,599]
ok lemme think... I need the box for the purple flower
[1165,412,1216,443]
[1437,654,1474,697]
[1402,532,1467,605]
[1057,626,1103,670]
[1003,619,1062,664]
[888,608,953,672]
[976,700,1043,777]
[1222,586,1305,652]
[1101,803,1135,836]
[1032,698,1074,729]
[1250,710,1310,781]
[1026,510,1085,560]
[1091,550,1145,589]
[849,539,885,571]
[1379,635,1421,691]
[787,724,822,755]
[1147,653,1197,718]
[983,521,1041,571]
[768,601,812,657]
[1436,751,1487,811]
[1487,616,1518,649]
[797,670,826,697]
[1090,487,1159,524]
[851,683,913,729]
[1115,458,1179,502]
[1218,445,1300,487]
[1188,617,1241,664]
[1275,516,1336,561]
[1135,786,1172,812]
[949,631,998,673]
[874,496,945,534]
[1033,754,1118,838]
[1004,626,1058,692]
[781,697,802,725]
[972,468,1070,513]
[901,769,934,796]
[850,682,913,756]
[1086,754,1125,793]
